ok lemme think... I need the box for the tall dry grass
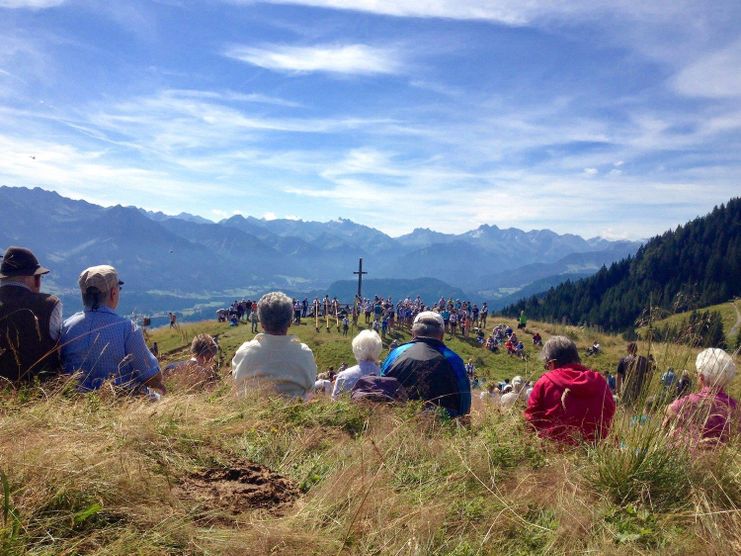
[1,312,739,555]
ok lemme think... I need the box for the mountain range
[0,186,640,319]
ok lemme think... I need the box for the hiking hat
[413,311,444,328]
[0,246,50,278]
[78,265,124,293]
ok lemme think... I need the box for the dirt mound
[176,461,299,517]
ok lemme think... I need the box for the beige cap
[78,265,124,293]
[413,310,444,328]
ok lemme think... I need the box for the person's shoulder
[235,337,261,354]
[61,311,86,333]
[36,291,61,305]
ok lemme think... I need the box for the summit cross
[353,257,367,299]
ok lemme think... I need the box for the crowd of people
[1,245,738,450]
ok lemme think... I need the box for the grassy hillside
[0,317,739,555]
[638,299,740,346]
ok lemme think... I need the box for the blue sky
[1,0,740,239]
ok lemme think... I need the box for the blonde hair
[191,334,218,360]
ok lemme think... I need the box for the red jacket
[524,363,615,445]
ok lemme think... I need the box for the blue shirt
[61,306,159,391]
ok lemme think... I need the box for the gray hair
[696,348,736,389]
[412,311,445,339]
[541,335,580,367]
[82,286,111,310]
[352,329,383,362]
[257,291,293,334]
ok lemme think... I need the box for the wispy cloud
[0,0,64,8]
[672,39,741,98]
[244,0,705,26]
[224,43,404,75]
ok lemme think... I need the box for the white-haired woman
[332,329,383,399]
[665,348,739,447]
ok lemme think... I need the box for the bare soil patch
[176,460,300,518]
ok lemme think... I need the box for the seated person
[505,339,516,355]
[232,291,317,399]
[480,383,501,405]
[332,329,382,399]
[532,332,543,347]
[586,341,601,356]
[0,246,63,382]
[500,375,527,411]
[380,311,471,418]
[314,372,334,395]
[664,348,738,448]
[61,265,165,394]
[524,336,615,445]
[164,333,219,387]
[515,341,525,358]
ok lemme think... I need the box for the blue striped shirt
[61,306,159,391]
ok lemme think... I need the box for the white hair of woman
[695,348,736,389]
[332,329,383,399]
[352,329,383,363]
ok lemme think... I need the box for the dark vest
[0,285,61,382]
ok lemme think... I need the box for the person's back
[0,284,60,382]
[380,311,470,418]
[61,265,162,393]
[525,336,615,444]
[617,343,650,405]
[232,291,317,399]
[0,246,62,382]
[665,348,739,448]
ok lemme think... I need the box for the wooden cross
[353,257,367,299]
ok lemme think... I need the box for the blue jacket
[380,337,471,417]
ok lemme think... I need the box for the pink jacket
[668,387,739,447]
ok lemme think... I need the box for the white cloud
[224,43,404,75]
[262,211,277,220]
[243,1,706,26]
[583,168,598,176]
[672,40,741,98]
[0,0,64,8]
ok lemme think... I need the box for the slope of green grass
[637,299,740,345]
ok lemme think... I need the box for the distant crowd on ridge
[1,245,738,449]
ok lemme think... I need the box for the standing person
[465,359,475,381]
[250,309,259,333]
[169,312,177,329]
[616,342,650,406]
[525,336,615,444]
[0,246,63,382]
[480,303,488,328]
[518,310,527,330]
[332,329,383,399]
[232,291,317,399]
[61,265,165,394]
[342,315,349,336]
[380,311,471,418]
[664,348,738,447]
